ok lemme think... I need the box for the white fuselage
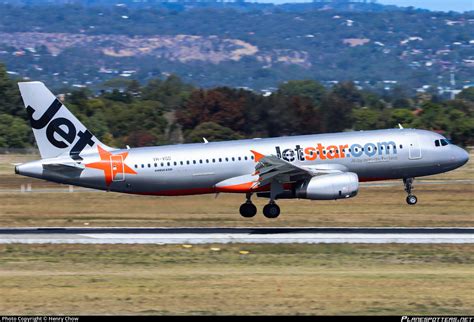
[16,128,469,196]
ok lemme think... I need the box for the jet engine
[295,172,359,200]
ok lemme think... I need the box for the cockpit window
[435,139,450,147]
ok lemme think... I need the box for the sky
[255,0,474,12]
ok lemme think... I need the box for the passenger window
[244,156,248,160]
[180,161,183,165]
[206,159,209,163]
[435,140,440,147]
[199,160,203,164]
[232,157,235,161]
[225,157,229,162]
[154,163,157,167]
[193,160,196,164]
[212,159,215,163]
[219,158,222,162]
[251,156,254,160]
[399,145,403,149]
[167,162,170,166]
[161,162,164,167]
[134,165,138,169]
[141,164,144,168]
[238,157,241,161]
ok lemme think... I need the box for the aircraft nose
[458,148,469,166]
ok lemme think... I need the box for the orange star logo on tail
[85,145,137,186]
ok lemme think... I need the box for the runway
[0,227,472,244]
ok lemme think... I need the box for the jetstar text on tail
[27,99,96,160]
[275,141,398,162]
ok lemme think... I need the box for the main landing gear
[239,193,257,218]
[239,193,281,219]
[403,177,418,205]
[263,201,280,219]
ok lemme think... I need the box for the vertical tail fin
[18,81,109,160]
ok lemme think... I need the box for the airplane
[14,81,469,218]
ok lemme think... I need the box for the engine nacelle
[295,172,359,200]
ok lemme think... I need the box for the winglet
[250,150,265,162]
[203,137,209,144]
[398,123,404,129]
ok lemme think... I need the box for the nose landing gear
[406,194,418,205]
[403,177,418,205]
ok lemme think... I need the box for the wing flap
[251,151,348,188]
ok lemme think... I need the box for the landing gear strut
[403,177,417,205]
[239,193,257,218]
[262,180,282,218]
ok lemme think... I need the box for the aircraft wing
[252,150,347,188]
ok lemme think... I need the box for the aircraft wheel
[406,195,417,205]
[239,202,257,218]
[263,203,280,219]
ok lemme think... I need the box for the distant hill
[0,3,473,91]
[0,0,399,13]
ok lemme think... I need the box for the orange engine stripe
[216,182,271,193]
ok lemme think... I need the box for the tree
[445,107,474,146]
[99,99,167,146]
[320,89,355,133]
[411,102,449,132]
[0,64,23,116]
[331,82,364,107]
[0,114,31,148]
[176,88,246,133]
[185,122,242,143]
[126,80,142,97]
[353,108,381,130]
[390,109,415,127]
[66,88,92,108]
[389,85,413,108]
[126,130,158,147]
[102,89,133,104]
[277,80,326,105]
[288,96,322,134]
[456,87,474,102]
[142,75,193,110]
